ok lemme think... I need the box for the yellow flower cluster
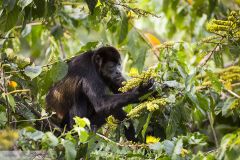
[4,48,31,68]
[146,135,160,144]
[157,41,175,50]
[181,148,189,157]
[119,68,157,92]
[199,35,220,43]
[229,99,240,110]
[127,98,167,118]
[0,130,19,150]
[220,66,240,79]
[206,23,229,32]
[106,115,119,129]
[212,19,233,26]
[128,68,139,77]
[8,81,18,89]
[206,11,240,38]
[200,66,240,90]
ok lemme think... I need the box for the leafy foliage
[0,0,240,159]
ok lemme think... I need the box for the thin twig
[60,2,82,5]
[5,89,30,95]
[15,98,62,132]
[106,1,160,18]
[224,58,239,68]
[14,22,43,29]
[59,39,66,59]
[0,36,15,39]
[232,83,240,87]
[198,38,224,68]
[207,113,219,148]
[96,133,119,144]
[10,114,54,123]
[152,48,160,60]
[96,133,146,148]
[4,70,24,74]
[224,89,240,99]
[47,118,53,132]
[1,67,11,127]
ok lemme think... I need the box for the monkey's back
[46,51,95,119]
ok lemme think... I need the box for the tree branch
[198,38,224,68]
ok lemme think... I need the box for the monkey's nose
[115,71,121,75]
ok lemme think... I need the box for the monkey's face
[100,61,125,87]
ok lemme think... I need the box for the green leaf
[187,92,205,115]
[8,94,15,111]
[23,129,44,141]
[0,112,7,126]
[217,133,235,159]
[24,65,42,80]
[127,29,149,71]
[148,142,162,150]
[185,73,196,92]
[196,93,210,111]
[208,0,218,16]
[141,113,152,139]
[37,69,54,96]
[166,99,190,139]
[163,80,184,89]
[78,129,89,143]
[135,114,148,137]
[177,64,187,79]
[63,140,77,160]
[107,17,118,32]
[163,140,175,155]
[74,117,90,128]
[21,24,31,37]
[17,0,33,9]
[206,70,223,93]
[213,51,223,68]
[118,12,128,44]
[79,41,99,52]
[229,43,240,56]
[2,94,16,112]
[2,0,16,11]
[51,24,63,39]
[50,61,68,83]
[28,25,44,58]
[76,143,88,159]
[42,132,59,148]
[222,98,237,116]
[172,139,183,158]
[4,6,20,32]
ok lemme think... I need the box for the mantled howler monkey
[46,46,153,141]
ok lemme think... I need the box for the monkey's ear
[94,54,103,68]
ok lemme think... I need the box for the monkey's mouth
[115,77,124,82]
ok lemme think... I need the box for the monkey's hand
[136,78,155,95]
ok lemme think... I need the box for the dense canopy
[0,0,240,159]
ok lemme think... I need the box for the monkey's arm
[81,78,153,115]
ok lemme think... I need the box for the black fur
[46,46,153,141]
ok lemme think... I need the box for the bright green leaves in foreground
[15,117,91,160]
[0,0,240,159]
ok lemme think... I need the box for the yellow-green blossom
[127,98,167,117]
[119,68,157,92]
[146,135,160,144]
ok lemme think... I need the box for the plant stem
[207,113,218,148]
[1,67,11,127]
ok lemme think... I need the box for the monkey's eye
[107,62,116,68]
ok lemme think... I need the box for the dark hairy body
[46,46,153,141]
